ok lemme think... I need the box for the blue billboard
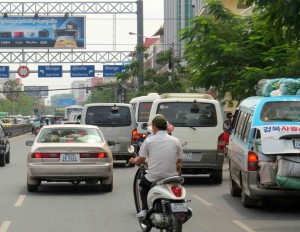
[0,16,85,48]
[57,99,77,107]
[103,65,125,77]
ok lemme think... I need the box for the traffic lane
[184,164,300,232]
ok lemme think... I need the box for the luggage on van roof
[159,93,214,99]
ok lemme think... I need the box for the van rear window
[261,101,300,122]
[156,102,217,127]
[85,106,131,127]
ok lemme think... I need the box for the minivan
[80,103,137,166]
[147,93,225,183]
[225,95,300,207]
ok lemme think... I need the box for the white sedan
[26,124,113,192]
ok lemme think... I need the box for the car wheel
[229,173,241,197]
[27,176,39,192]
[241,184,257,208]
[102,177,113,192]
[0,153,5,167]
[5,151,10,164]
[211,169,222,184]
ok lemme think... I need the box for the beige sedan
[26,124,113,192]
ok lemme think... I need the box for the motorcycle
[128,145,192,232]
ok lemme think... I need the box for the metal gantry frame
[0,1,140,64]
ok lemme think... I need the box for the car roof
[41,124,99,129]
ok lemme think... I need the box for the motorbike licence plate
[294,140,300,149]
[60,154,80,162]
[171,203,188,212]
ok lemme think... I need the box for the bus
[64,105,83,121]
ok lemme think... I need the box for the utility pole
[171,42,175,79]
[136,0,144,91]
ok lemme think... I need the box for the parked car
[0,124,12,167]
[26,124,114,192]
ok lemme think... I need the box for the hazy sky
[6,0,164,100]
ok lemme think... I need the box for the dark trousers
[139,175,153,210]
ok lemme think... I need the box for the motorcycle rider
[129,114,183,218]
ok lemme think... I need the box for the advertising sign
[0,66,9,78]
[57,98,77,107]
[24,86,48,97]
[38,65,63,78]
[103,65,125,77]
[0,16,85,48]
[71,65,94,77]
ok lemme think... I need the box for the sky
[4,0,164,102]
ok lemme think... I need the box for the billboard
[24,86,48,97]
[57,98,77,107]
[0,17,85,48]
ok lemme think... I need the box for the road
[1,133,300,232]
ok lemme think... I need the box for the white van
[148,93,225,183]
[80,103,137,166]
[226,95,300,207]
[129,93,160,143]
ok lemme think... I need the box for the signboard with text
[38,65,63,78]
[103,65,125,77]
[71,65,94,77]
[24,86,48,97]
[0,16,85,48]
[0,66,9,78]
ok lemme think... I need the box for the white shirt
[139,130,183,182]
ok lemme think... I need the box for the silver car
[26,124,113,192]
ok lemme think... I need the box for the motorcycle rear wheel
[133,165,144,212]
[166,215,182,232]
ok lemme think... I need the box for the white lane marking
[192,194,213,206]
[233,220,256,232]
[0,221,11,232]
[14,195,26,207]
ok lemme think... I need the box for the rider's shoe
[136,210,147,218]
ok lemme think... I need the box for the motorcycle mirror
[127,145,135,153]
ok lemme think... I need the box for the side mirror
[223,120,231,133]
[26,141,34,146]
[127,145,135,153]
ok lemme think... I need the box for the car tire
[102,178,113,192]
[5,151,10,164]
[229,174,241,197]
[241,185,257,208]
[0,153,5,167]
[27,176,39,192]
[211,169,222,184]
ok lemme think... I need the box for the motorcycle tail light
[171,186,182,197]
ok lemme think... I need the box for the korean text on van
[148,93,225,183]
[226,95,300,207]
[80,103,137,166]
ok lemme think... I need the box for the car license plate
[183,152,192,160]
[171,203,188,212]
[60,154,80,162]
[294,140,300,149]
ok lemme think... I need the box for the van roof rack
[159,93,214,100]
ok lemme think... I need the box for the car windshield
[261,101,300,122]
[37,127,104,143]
[156,102,217,127]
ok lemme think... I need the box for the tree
[180,0,299,102]
[3,80,21,101]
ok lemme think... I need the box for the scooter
[128,145,192,232]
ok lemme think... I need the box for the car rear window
[156,102,217,127]
[261,101,300,122]
[85,106,132,127]
[37,128,104,143]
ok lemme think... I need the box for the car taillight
[132,129,138,142]
[248,152,258,171]
[79,152,107,158]
[32,153,60,158]
[171,186,182,197]
[217,133,225,152]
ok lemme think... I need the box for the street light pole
[136,0,144,91]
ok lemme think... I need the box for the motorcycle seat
[152,176,184,187]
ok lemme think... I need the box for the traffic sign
[38,66,63,78]
[0,66,9,78]
[18,66,30,78]
[103,65,125,77]
[71,65,95,77]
